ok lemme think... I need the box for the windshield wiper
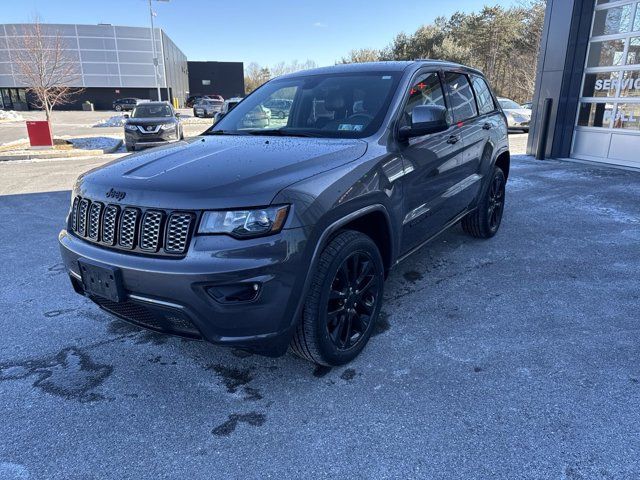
[245,130,322,138]
[203,129,249,136]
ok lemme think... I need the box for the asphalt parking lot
[0,155,639,479]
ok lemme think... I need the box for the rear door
[398,69,467,254]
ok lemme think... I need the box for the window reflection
[614,103,640,129]
[588,39,625,67]
[592,5,632,36]
[577,102,614,128]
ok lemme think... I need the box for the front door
[399,70,468,254]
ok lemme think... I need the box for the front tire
[115,105,122,112]
[290,230,384,366]
[462,166,506,238]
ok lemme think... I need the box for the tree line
[340,1,545,103]
[245,1,546,103]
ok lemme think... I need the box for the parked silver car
[193,98,223,118]
[498,97,531,132]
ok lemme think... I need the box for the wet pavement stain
[43,309,78,318]
[231,349,253,359]
[47,263,66,276]
[313,365,332,378]
[403,270,424,283]
[340,368,357,381]
[209,364,262,401]
[0,347,113,403]
[212,412,266,437]
[372,310,391,336]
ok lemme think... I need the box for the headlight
[124,124,137,131]
[198,205,289,238]
[160,123,176,131]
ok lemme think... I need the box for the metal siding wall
[527,0,596,157]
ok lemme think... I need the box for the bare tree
[9,20,83,124]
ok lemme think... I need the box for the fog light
[207,283,261,304]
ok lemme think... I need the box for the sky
[3,0,521,67]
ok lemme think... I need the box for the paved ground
[0,155,639,479]
[0,109,213,145]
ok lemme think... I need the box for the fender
[286,204,393,332]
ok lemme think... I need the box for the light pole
[148,0,169,101]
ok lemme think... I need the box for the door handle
[482,123,492,130]
[447,135,460,145]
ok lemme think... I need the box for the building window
[577,0,640,131]
[202,79,211,86]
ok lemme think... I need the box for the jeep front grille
[165,213,193,253]
[69,196,194,256]
[119,208,139,249]
[140,210,163,252]
[88,202,103,240]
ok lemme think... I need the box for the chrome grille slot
[88,202,103,241]
[119,208,139,249]
[77,198,90,237]
[165,213,193,254]
[71,197,79,232]
[102,205,119,245]
[140,210,164,252]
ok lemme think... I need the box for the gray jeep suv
[59,61,510,366]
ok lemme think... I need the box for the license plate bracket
[78,259,125,303]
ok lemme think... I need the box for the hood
[76,135,368,209]
[503,108,531,117]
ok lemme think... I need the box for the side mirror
[175,112,181,117]
[399,105,449,139]
[123,113,129,119]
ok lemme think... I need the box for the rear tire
[462,166,506,238]
[290,230,384,366]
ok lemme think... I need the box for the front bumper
[59,227,311,356]
[125,129,179,149]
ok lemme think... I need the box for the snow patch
[0,110,24,122]
[93,115,127,127]
[63,136,122,151]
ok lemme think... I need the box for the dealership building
[0,23,244,110]
[528,0,640,169]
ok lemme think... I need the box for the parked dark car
[263,98,292,119]
[193,98,224,118]
[60,61,510,366]
[123,101,184,151]
[113,98,140,112]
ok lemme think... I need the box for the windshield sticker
[382,76,392,80]
[338,124,364,132]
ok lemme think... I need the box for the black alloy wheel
[461,166,506,238]
[326,251,381,350]
[290,230,385,366]
[487,171,505,232]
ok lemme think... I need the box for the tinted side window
[400,72,446,127]
[444,72,478,122]
[471,75,495,115]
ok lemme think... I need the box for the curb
[0,140,123,161]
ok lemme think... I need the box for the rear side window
[471,75,496,115]
[400,72,446,127]
[444,72,478,122]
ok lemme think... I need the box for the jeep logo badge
[106,188,126,201]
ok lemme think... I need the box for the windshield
[208,72,401,138]
[132,104,173,118]
[499,99,521,110]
